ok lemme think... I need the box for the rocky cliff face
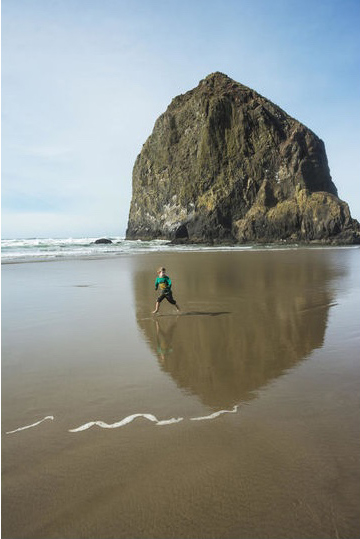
[126,72,360,244]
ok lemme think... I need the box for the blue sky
[2,0,360,238]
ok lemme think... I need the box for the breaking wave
[1,236,260,264]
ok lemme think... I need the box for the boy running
[152,267,180,314]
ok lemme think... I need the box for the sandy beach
[2,248,360,538]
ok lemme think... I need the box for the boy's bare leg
[175,303,180,312]
[152,302,160,314]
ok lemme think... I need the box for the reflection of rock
[134,252,343,408]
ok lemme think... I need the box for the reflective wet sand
[2,249,360,538]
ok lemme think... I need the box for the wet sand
[2,249,360,538]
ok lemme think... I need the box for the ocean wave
[1,237,256,263]
[3,237,352,264]
[1,237,170,262]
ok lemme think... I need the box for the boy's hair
[158,267,166,274]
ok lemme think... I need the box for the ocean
[0,237,171,263]
[2,236,356,264]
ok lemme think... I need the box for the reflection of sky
[2,0,360,238]
[321,249,360,351]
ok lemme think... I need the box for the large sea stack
[126,72,360,244]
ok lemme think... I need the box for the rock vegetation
[126,72,360,244]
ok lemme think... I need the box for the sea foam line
[6,415,54,435]
[5,407,240,435]
[69,413,184,432]
[190,405,238,421]
[69,406,239,432]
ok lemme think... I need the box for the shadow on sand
[156,311,231,317]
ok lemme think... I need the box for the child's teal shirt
[155,275,172,293]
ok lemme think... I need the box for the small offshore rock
[94,238,113,244]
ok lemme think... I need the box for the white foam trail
[156,418,184,426]
[6,415,54,435]
[190,405,238,421]
[6,407,239,435]
[69,413,184,432]
[69,407,239,432]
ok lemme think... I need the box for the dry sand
[2,249,360,538]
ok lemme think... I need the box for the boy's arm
[155,277,159,290]
[167,276,172,288]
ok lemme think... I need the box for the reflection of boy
[155,320,174,363]
[152,267,180,314]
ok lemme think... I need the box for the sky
[1,0,360,239]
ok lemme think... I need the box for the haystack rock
[126,72,360,244]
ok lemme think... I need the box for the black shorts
[157,291,176,304]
